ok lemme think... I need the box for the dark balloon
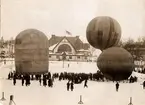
[86,16,121,51]
[97,47,134,81]
[15,29,48,74]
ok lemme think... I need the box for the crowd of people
[7,70,145,92]
[8,71,94,91]
[9,72,54,87]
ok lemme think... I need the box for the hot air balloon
[86,16,121,51]
[97,47,134,81]
[15,29,48,74]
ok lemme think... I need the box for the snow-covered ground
[0,61,145,105]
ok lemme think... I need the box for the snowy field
[0,61,145,105]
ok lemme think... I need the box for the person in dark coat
[67,81,70,91]
[31,75,34,80]
[116,82,119,92]
[13,77,16,85]
[143,81,145,89]
[39,77,42,86]
[13,74,17,85]
[43,77,47,87]
[28,75,31,86]
[71,81,74,91]
[22,76,24,86]
[84,79,88,88]
[8,73,11,79]
[48,78,53,87]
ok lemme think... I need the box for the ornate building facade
[48,35,91,61]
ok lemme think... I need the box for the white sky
[1,0,145,41]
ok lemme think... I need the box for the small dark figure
[22,77,24,86]
[67,81,70,91]
[48,78,53,87]
[129,76,134,83]
[116,82,119,92]
[13,77,16,85]
[143,81,145,89]
[26,75,31,86]
[25,78,28,86]
[43,78,47,87]
[28,75,31,86]
[26,79,28,86]
[39,78,42,86]
[84,79,88,88]
[71,81,74,91]
[31,75,34,80]
[8,73,11,79]
[68,64,70,68]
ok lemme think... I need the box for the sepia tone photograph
[0,0,145,105]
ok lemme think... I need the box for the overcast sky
[1,0,145,41]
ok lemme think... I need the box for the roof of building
[48,35,90,51]
[49,43,58,50]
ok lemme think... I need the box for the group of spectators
[7,70,142,92]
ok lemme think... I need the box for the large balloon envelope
[86,16,121,51]
[97,47,134,81]
[15,29,48,74]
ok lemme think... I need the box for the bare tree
[122,37,144,60]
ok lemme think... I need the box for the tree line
[117,36,145,61]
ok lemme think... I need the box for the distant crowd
[7,70,145,92]
[8,71,104,90]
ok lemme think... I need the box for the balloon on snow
[97,47,134,81]
[15,29,48,74]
